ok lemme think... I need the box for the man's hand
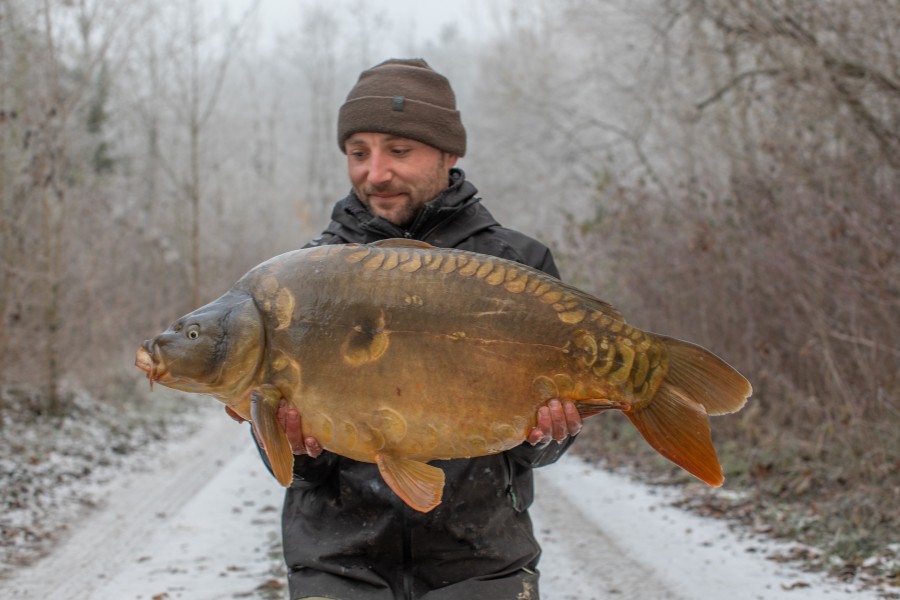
[527,399,582,446]
[225,401,322,458]
[276,401,322,457]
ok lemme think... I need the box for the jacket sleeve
[506,433,577,468]
[535,247,560,279]
[476,228,562,280]
[303,230,343,249]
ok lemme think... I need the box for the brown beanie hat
[337,58,466,157]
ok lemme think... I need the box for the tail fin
[626,337,752,487]
[662,336,752,416]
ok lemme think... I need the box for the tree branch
[695,68,781,111]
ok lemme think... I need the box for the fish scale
[136,239,751,512]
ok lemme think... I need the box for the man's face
[346,133,458,228]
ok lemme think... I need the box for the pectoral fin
[251,384,294,487]
[375,453,445,513]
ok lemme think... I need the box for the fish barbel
[135,239,751,512]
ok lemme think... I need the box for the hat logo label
[392,96,405,112]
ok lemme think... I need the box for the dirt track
[1,414,874,600]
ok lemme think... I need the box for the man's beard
[356,158,448,228]
[359,186,415,228]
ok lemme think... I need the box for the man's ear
[445,153,459,169]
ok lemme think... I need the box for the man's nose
[366,151,393,185]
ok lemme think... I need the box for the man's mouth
[368,192,405,202]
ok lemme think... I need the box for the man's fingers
[564,401,583,436]
[284,408,305,454]
[528,406,552,445]
[261,400,322,458]
[548,399,567,440]
[276,398,290,428]
[304,437,322,458]
[527,400,583,446]
[284,409,324,458]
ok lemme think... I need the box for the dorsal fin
[370,238,434,249]
[371,239,623,321]
[555,281,625,322]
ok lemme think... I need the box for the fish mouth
[135,341,168,389]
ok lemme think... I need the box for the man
[254,58,582,600]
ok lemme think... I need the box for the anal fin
[575,399,625,419]
[251,384,294,487]
[375,453,445,513]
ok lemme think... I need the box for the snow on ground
[1,406,885,600]
[2,406,287,600]
[532,458,879,600]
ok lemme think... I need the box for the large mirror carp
[135,239,751,512]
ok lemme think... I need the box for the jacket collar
[327,169,499,245]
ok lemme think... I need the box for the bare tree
[0,0,135,412]
[518,0,899,561]
[288,6,344,215]
[140,0,258,308]
[0,0,25,424]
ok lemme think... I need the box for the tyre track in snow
[2,411,253,598]
[532,463,683,600]
[532,456,877,600]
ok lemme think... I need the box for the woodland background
[0,0,897,580]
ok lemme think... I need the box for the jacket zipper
[417,200,477,243]
[504,453,520,511]
[402,505,413,600]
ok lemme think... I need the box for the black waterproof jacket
[275,169,575,600]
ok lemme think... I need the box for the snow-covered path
[532,459,873,600]
[3,416,286,599]
[1,414,878,600]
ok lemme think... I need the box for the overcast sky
[227,0,510,55]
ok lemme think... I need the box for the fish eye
[186,327,200,340]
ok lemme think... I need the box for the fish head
[135,290,265,399]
